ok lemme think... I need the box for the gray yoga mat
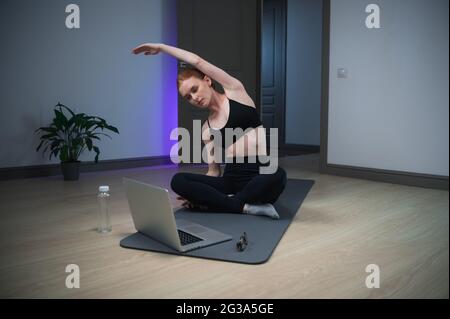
[120,179,315,264]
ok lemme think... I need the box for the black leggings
[170,163,287,213]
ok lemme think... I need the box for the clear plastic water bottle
[97,185,112,234]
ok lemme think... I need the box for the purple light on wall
[160,0,178,156]
[160,54,178,156]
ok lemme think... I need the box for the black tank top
[206,99,262,150]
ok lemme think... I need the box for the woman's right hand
[176,196,208,211]
[177,196,195,210]
[132,43,162,56]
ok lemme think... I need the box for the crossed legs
[170,167,287,215]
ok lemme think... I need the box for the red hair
[177,67,216,90]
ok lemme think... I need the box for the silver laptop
[123,178,232,253]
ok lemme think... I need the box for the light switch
[337,68,348,78]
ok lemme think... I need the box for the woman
[132,43,287,219]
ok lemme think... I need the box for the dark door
[262,0,286,149]
[177,0,261,164]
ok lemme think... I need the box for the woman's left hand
[132,43,162,55]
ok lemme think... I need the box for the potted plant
[35,102,119,181]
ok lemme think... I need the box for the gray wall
[285,0,323,145]
[328,0,449,177]
[0,0,178,169]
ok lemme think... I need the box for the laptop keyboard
[178,229,203,246]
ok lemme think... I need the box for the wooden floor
[0,154,448,299]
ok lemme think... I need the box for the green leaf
[60,145,69,162]
[75,116,89,131]
[51,149,59,161]
[35,127,57,134]
[40,133,57,140]
[87,134,101,140]
[42,143,51,155]
[53,109,68,130]
[93,146,100,163]
[36,139,46,152]
[85,138,93,151]
[57,103,75,117]
[95,133,111,139]
[106,125,119,134]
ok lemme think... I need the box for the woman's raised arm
[132,43,243,91]
[132,43,200,66]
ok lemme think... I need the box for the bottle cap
[99,185,109,192]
